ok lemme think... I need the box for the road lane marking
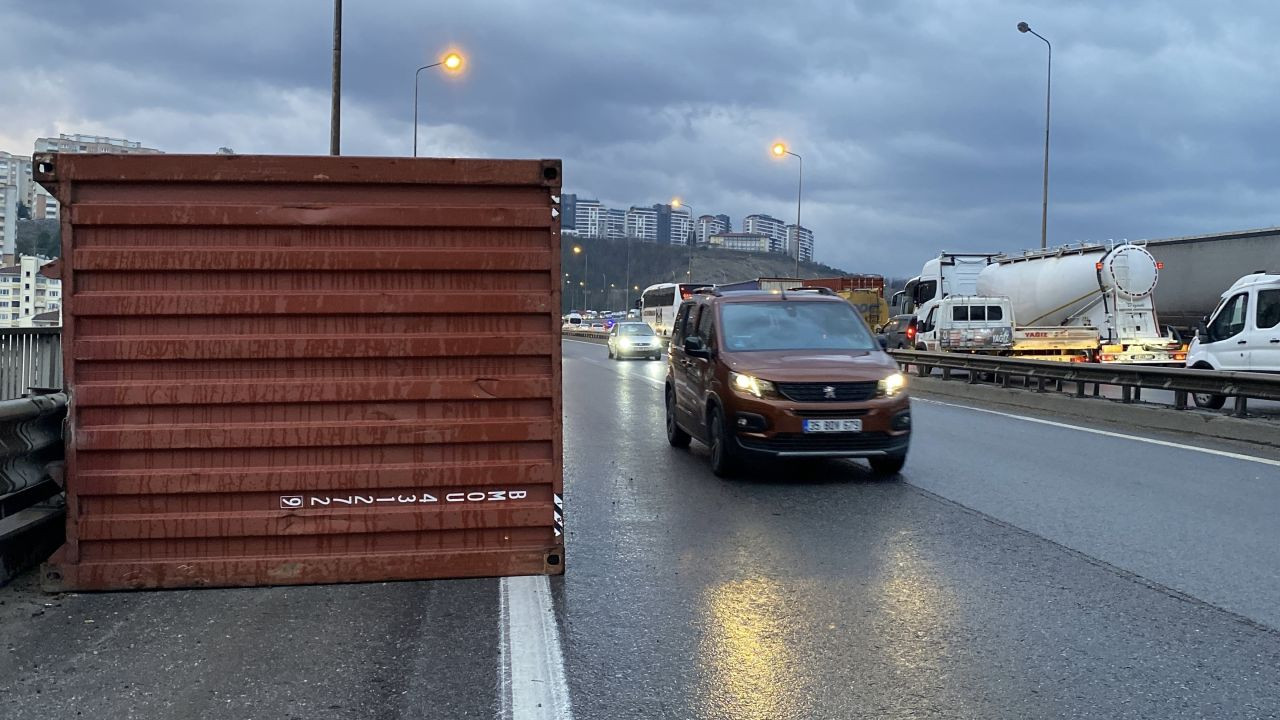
[917,398,1280,468]
[499,575,574,720]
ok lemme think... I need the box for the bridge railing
[1,329,63,400]
[889,349,1280,417]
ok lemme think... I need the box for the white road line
[499,575,574,720]
[917,397,1280,468]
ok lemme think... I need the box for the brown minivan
[664,287,911,477]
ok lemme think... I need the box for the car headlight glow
[878,372,907,397]
[618,338,632,349]
[730,371,775,398]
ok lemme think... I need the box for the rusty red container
[34,153,564,590]
[801,275,886,294]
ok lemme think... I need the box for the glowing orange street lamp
[414,50,467,157]
[771,141,803,277]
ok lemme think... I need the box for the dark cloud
[3,1,1279,274]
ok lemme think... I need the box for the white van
[1187,272,1280,375]
[915,296,1015,353]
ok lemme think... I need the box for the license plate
[1134,354,1154,361]
[803,419,862,433]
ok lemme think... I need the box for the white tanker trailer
[907,244,1187,364]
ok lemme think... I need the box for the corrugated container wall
[35,154,564,590]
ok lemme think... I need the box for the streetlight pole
[329,0,342,155]
[413,52,464,157]
[771,143,803,278]
[671,199,695,280]
[1018,21,1051,250]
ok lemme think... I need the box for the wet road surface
[2,338,1278,719]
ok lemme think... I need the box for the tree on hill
[560,236,856,312]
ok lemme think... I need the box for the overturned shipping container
[35,154,565,590]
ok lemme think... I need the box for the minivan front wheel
[708,405,740,477]
[666,387,692,448]
[869,452,907,477]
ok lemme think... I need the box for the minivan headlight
[730,371,775,398]
[878,372,907,397]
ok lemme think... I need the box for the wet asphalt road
[2,338,1279,719]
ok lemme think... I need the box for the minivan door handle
[1271,339,1280,343]
[1237,340,1247,345]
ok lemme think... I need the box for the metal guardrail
[0,392,67,504]
[1,329,63,400]
[889,349,1280,417]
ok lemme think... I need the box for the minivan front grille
[775,381,878,403]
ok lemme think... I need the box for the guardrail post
[1053,379,1063,392]
[1174,390,1188,410]
[1075,381,1085,398]
[1093,383,1101,398]
[1121,386,1132,403]
[967,369,978,384]
[942,367,951,381]
[1133,386,1142,402]
[1234,395,1249,417]
[1035,377,1047,393]
[1000,372,1010,388]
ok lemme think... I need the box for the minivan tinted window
[721,302,876,351]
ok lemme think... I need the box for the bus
[641,283,712,339]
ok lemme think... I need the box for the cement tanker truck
[977,244,1185,364]
[905,244,1187,364]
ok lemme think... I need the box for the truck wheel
[665,387,692,448]
[869,452,907,477]
[1192,393,1227,410]
[708,405,740,478]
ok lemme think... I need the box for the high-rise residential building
[669,207,693,246]
[34,133,162,155]
[561,193,578,232]
[695,215,729,245]
[604,208,626,239]
[0,254,62,327]
[708,232,771,253]
[34,186,58,221]
[787,224,815,263]
[0,186,16,256]
[742,214,789,253]
[0,152,35,208]
[572,199,608,238]
[625,206,658,242]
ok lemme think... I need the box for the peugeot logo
[823,385,837,399]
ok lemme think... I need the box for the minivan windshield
[720,301,877,351]
[617,323,655,336]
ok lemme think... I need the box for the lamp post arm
[413,62,443,157]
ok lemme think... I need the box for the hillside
[561,236,854,311]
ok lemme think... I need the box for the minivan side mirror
[683,335,710,358]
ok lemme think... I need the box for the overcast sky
[3,1,1278,274]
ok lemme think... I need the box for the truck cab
[1187,272,1280,373]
